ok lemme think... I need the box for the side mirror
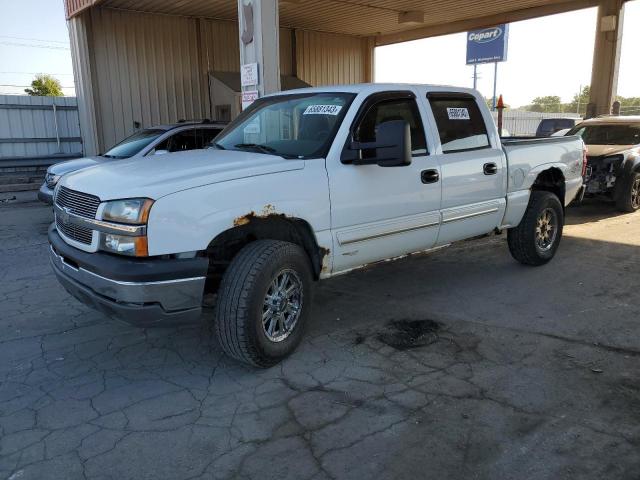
[154,149,170,156]
[347,120,412,167]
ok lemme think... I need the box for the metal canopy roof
[69,0,601,45]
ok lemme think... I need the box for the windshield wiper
[212,142,226,150]
[233,143,297,159]
[234,143,277,154]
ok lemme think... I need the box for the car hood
[48,156,105,175]
[60,149,306,201]
[586,144,636,157]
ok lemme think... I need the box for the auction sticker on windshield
[303,105,343,115]
[447,107,470,120]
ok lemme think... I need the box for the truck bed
[501,135,585,200]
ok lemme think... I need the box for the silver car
[39,121,226,204]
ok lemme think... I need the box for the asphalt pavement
[1,193,639,480]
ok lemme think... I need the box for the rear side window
[428,96,490,153]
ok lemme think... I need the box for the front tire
[214,240,314,368]
[616,172,640,213]
[508,191,564,266]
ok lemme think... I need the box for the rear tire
[616,172,640,213]
[508,191,564,266]
[214,240,314,368]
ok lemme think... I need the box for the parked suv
[38,121,226,204]
[568,116,640,211]
[536,118,581,137]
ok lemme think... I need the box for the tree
[526,96,562,113]
[24,74,64,97]
[566,86,590,116]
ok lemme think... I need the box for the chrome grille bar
[56,214,93,245]
[55,186,100,219]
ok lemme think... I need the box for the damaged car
[568,116,640,211]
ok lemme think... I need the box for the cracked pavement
[1,195,640,480]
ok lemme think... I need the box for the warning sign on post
[241,63,259,87]
[241,90,259,110]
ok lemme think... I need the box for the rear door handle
[483,162,498,175]
[421,169,439,184]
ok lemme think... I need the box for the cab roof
[578,116,640,126]
[265,83,480,98]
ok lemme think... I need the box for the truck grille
[54,187,100,245]
[55,215,94,245]
[55,186,101,219]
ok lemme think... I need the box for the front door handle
[421,169,439,184]
[483,162,498,175]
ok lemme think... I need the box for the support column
[588,0,625,118]
[363,37,376,83]
[68,12,101,156]
[237,0,280,107]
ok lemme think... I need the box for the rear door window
[165,130,200,152]
[427,95,490,153]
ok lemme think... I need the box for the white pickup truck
[49,84,585,367]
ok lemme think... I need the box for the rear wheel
[508,191,564,266]
[214,239,314,368]
[616,172,640,213]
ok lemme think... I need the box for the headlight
[100,234,148,257]
[102,198,154,224]
[99,198,153,257]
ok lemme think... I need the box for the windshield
[568,124,640,146]
[214,92,355,159]
[104,129,165,158]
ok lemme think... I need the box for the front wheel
[214,240,314,368]
[616,172,640,213]
[507,191,564,266]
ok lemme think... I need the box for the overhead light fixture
[398,11,424,25]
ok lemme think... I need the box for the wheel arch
[531,166,566,206]
[204,214,328,292]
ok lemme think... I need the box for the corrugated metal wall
[200,19,241,73]
[80,7,372,151]
[0,95,82,160]
[199,21,295,76]
[296,30,371,86]
[90,8,207,151]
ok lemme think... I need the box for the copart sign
[466,24,509,65]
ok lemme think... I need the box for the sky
[0,0,74,96]
[0,0,638,108]
[377,2,640,108]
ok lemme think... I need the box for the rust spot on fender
[233,212,255,227]
[233,205,292,227]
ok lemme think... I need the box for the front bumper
[38,184,54,204]
[49,225,208,327]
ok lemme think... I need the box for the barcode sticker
[303,105,342,115]
[447,107,470,120]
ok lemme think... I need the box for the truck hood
[49,156,105,176]
[586,144,635,157]
[60,149,305,201]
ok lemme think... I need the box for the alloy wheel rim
[535,208,558,252]
[261,269,303,342]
